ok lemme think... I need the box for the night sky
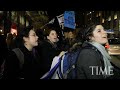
[47,10,64,20]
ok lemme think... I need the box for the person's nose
[103,29,107,34]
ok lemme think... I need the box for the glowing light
[0,29,2,32]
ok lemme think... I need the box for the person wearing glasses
[3,26,42,79]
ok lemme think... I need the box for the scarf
[89,41,113,77]
[47,40,58,49]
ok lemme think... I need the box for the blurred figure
[3,26,42,79]
[0,35,8,79]
[61,30,82,52]
[6,33,14,50]
[61,31,75,51]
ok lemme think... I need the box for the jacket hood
[82,41,93,47]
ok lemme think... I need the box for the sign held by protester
[57,14,64,29]
[64,11,75,29]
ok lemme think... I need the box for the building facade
[84,11,120,37]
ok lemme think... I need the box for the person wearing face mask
[37,24,61,77]
[76,23,120,79]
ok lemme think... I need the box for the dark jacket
[36,40,61,76]
[3,46,42,79]
[76,41,105,79]
[0,35,8,74]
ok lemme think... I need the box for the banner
[56,14,64,29]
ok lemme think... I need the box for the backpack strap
[12,48,24,70]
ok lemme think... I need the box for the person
[0,35,8,79]
[61,29,82,53]
[61,31,76,51]
[76,23,116,79]
[6,33,14,50]
[36,24,61,76]
[3,25,42,79]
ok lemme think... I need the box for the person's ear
[23,37,28,42]
[47,36,50,40]
[89,36,93,40]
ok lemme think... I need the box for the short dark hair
[15,25,34,47]
[43,24,56,37]
[19,25,34,38]
[83,22,100,41]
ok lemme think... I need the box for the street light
[0,11,3,13]
[0,11,3,16]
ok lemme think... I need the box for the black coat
[37,40,61,76]
[0,35,8,74]
[76,42,105,79]
[3,46,42,79]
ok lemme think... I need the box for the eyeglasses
[29,34,38,37]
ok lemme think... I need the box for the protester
[76,23,116,79]
[3,25,42,79]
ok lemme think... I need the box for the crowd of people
[0,22,120,79]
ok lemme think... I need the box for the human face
[68,31,74,39]
[28,30,39,47]
[47,30,58,43]
[24,29,38,50]
[90,25,108,44]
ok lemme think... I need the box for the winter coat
[76,42,105,79]
[3,46,42,79]
[37,40,61,76]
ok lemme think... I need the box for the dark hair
[36,29,44,41]
[15,25,34,47]
[19,25,34,38]
[43,24,56,38]
[83,22,100,41]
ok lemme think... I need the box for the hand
[59,51,66,57]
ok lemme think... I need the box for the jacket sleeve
[76,49,104,79]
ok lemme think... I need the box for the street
[111,55,120,68]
